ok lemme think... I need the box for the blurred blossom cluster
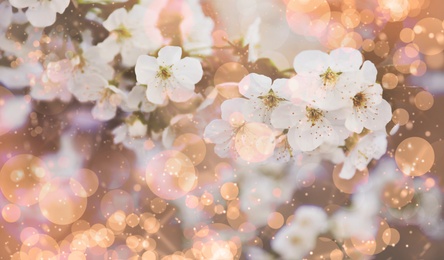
[0,0,443,259]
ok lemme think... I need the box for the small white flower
[238,73,289,125]
[204,98,275,161]
[271,101,349,152]
[30,61,72,102]
[271,223,317,260]
[291,48,364,110]
[98,4,163,66]
[180,0,214,56]
[135,46,203,105]
[345,83,392,133]
[91,85,125,121]
[204,98,248,158]
[128,118,148,138]
[9,0,70,27]
[292,205,329,233]
[124,85,157,113]
[339,131,387,179]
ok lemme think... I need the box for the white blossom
[180,0,214,56]
[238,73,289,126]
[291,47,364,110]
[9,0,70,27]
[98,4,163,67]
[271,223,317,260]
[271,101,349,152]
[339,131,388,179]
[135,46,203,105]
[204,98,275,161]
[345,83,392,133]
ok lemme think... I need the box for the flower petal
[135,55,158,85]
[238,73,272,98]
[220,98,248,122]
[270,102,301,129]
[92,99,117,121]
[329,47,362,72]
[145,80,166,105]
[204,119,233,144]
[360,60,377,83]
[50,0,69,13]
[172,57,203,89]
[293,50,329,74]
[166,78,195,103]
[70,73,108,102]
[157,46,182,66]
[103,8,126,31]
[26,3,56,27]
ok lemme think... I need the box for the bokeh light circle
[172,133,206,166]
[0,154,50,206]
[146,150,197,200]
[395,137,434,176]
[39,177,87,225]
[413,17,444,55]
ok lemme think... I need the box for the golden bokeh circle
[0,154,50,206]
[395,137,435,176]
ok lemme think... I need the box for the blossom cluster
[204,48,391,179]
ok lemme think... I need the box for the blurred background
[1,0,444,259]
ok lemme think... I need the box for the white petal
[345,111,364,133]
[70,73,108,102]
[9,0,36,8]
[270,102,301,129]
[26,3,56,27]
[214,141,234,158]
[146,81,166,105]
[97,37,120,63]
[220,98,248,122]
[360,60,377,83]
[0,2,13,28]
[293,50,329,74]
[157,46,182,66]
[92,99,117,121]
[135,55,158,85]
[338,161,357,180]
[126,85,145,110]
[172,57,203,89]
[166,78,195,103]
[204,119,233,144]
[329,47,362,72]
[243,98,269,124]
[121,42,147,67]
[50,0,69,14]
[103,8,126,31]
[363,99,392,131]
[238,73,272,98]
[271,78,291,100]
[112,124,128,144]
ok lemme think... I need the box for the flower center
[306,106,323,126]
[157,66,172,80]
[353,92,367,109]
[114,26,132,39]
[320,67,341,87]
[259,89,284,109]
[290,235,302,245]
